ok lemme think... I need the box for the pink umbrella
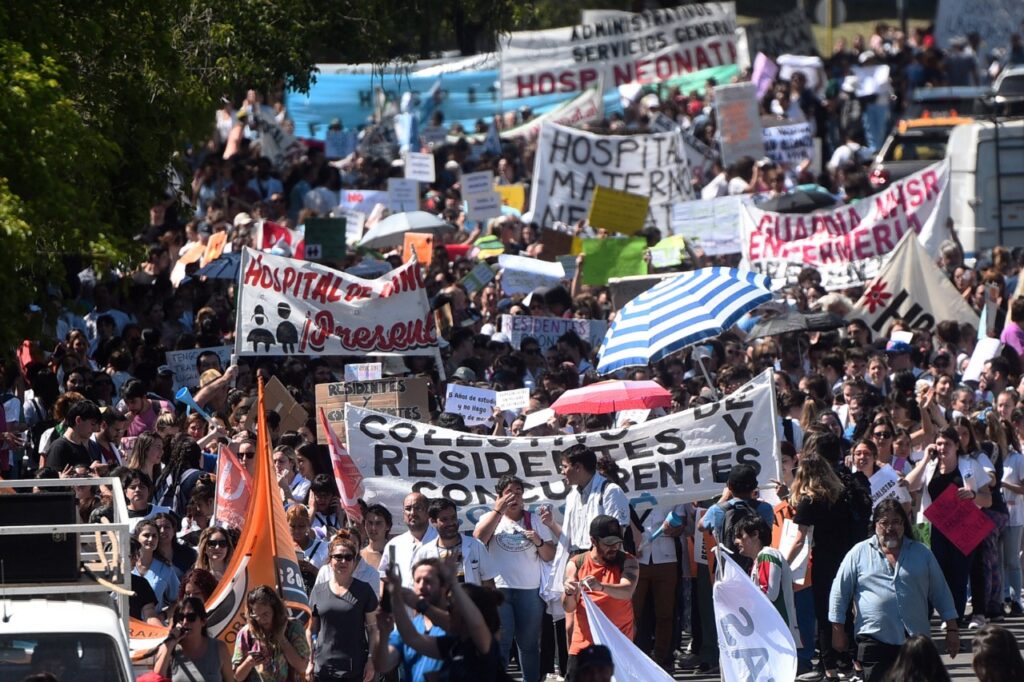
[551,380,673,415]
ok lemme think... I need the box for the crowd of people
[7,16,1024,682]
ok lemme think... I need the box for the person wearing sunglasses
[196,527,235,582]
[310,534,380,681]
[154,596,233,681]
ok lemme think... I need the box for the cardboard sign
[303,217,347,262]
[403,232,434,266]
[587,186,650,235]
[924,483,997,556]
[580,237,648,286]
[242,376,308,433]
[538,228,575,261]
[467,191,504,222]
[315,377,431,442]
[500,314,607,352]
[405,151,436,183]
[714,82,764,165]
[495,388,530,412]
[387,178,419,212]
[344,363,382,382]
[461,171,495,197]
[498,254,565,295]
[460,262,496,295]
[444,383,497,425]
[496,184,527,212]
[165,346,233,391]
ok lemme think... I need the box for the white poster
[467,191,504,222]
[671,195,744,255]
[234,248,436,357]
[851,231,979,335]
[165,346,233,391]
[500,3,738,99]
[339,189,387,215]
[714,82,764,165]
[495,388,531,412]
[461,171,494,197]
[404,151,436,183]
[344,363,383,382]
[345,371,780,528]
[530,122,693,233]
[741,160,952,290]
[444,384,497,425]
[868,464,911,508]
[387,178,419,212]
[498,254,566,295]
[762,122,814,167]
[500,314,608,351]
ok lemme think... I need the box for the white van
[947,118,1024,259]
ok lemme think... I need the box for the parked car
[868,116,973,189]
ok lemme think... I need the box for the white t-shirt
[636,505,688,565]
[476,512,554,589]
[412,536,496,586]
[298,535,330,569]
[1003,451,1024,527]
[378,527,439,589]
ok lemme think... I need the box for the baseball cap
[577,644,614,671]
[156,365,175,377]
[451,367,477,383]
[589,515,623,546]
[233,212,255,228]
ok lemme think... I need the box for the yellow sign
[587,186,650,235]
[496,183,526,212]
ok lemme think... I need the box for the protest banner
[500,3,738,99]
[962,337,1003,384]
[580,237,648,286]
[404,151,436,183]
[466,191,504,222]
[344,363,382,382]
[529,121,693,234]
[935,0,1023,50]
[387,178,419,212]
[500,314,608,352]
[165,346,233,391]
[403,232,434,266]
[608,273,677,310]
[500,86,605,142]
[587,186,650,235]
[214,444,250,531]
[315,377,431,442]
[851,232,979,335]
[498,254,566,295]
[345,371,780,528]
[743,6,817,59]
[339,189,387,214]
[234,248,436,356]
[868,464,911,508]
[925,483,997,555]
[582,592,674,682]
[713,82,763,165]
[303,217,347,262]
[740,160,951,289]
[763,122,814,167]
[671,195,744,255]
[496,184,527,212]
[459,262,496,295]
[444,383,497,425]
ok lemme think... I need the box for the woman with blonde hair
[195,526,235,582]
[125,431,165,482]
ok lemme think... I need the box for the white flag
[713,550,798,682]
[580,592,673,682]
[851,230,979,335]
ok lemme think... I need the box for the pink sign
[924,484,995,556]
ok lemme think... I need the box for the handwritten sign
[498,254,565,295]
[315,377,431,442]
[587,186,650,235]
[387,178,419,212]
[403,232,434,266]
[444,384,496,425]
[522,407,554,432]
[868,464,910,508]
[165,346,233,392]
[496,184,526,212]
[461,171,494,198]
[924,484,996,556]
[342,209,366,244]
[495,388,530,412]
[467,191,504,222]
[500,314,607,351]
[344,363,382,382]
[405,151,436,183]
[714,82,764,166]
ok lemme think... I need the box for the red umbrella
[551,380,673,415]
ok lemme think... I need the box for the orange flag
[318,407,365,523]
[204,377,310,644]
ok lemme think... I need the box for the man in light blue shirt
[828,498,959,682]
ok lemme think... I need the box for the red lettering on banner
[905,178,925,208]
[922,170,939,200]
[336,319,437,352]
[694,46,711,70]
[873,222,895,253]
[854,229,873,260]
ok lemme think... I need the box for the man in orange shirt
[562,515,639,682]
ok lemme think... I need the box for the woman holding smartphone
[232,585,311,682]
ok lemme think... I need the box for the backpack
[598,477,642,555]
[838,468,873,546]
[720,499,760,572]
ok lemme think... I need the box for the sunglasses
[207,539,228,548]
[238,452,257,460]
[331,553,356,562]
[175,612,200,622]
[873,431,893,439]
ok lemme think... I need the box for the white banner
[345,371,780,528]
[713,550,798,681]
[500,314,608,351]
[165,346,233,391]
[501,3,738,99]
[502,86,604,141]
[234,248,436,356]
[762,122,814,167]
[741,160,951,290]
[582,592,675,682]
[851,231,979,335]
[530,121,693,233]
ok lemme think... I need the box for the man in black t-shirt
[44,399,102,471]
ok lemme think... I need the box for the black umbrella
[182,251,241,284]
[748,310,846,340]
[758,189,837,214]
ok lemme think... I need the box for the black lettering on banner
[711,452,733,482]
[439,450,470,479]
[487,452,517,479]
[374,445,403,476]
[540,479,570,501]
[623,437,654,460]
[736,447,762,476]
[413,481,437,494]
[659,459,685,487]
[654,428,686,455]
[521,450,550,478]
[424,429,451,447]
[632,462,658,490]
[685,456,709,484]
[408,447,435,478]
[722,412,752,445]
[360,415,388,439]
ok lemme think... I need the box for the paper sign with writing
[714,82,764,165]
[342,209,366,244]
[387,178,419,212]
[498,254,565,295]
[496,184,526,212]
[316,377,431,442]
[868,464,910,508]
[460,262,496,295]
[243,376,309,433]
[467,191,504,222]
[924,483,996,555]
[495,388,530,412]
[444,384,497,425]
[763,122,814,167]
[616,409,651,427]
[344,363,382,382]
[340,189,387,214]
[403,232,434,266]
[522,407,554,432]
[165,346,233,391]
[461,171,495,198]
[500,314,607,351]
[649,236,686,268]
[405,151,436,183]
[587,186,651,235]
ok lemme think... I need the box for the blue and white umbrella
[596,268,772,374]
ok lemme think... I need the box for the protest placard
[763,122,814,167]
[740,160,951,289]
[339,189,387,214]
[387,178,419,212]
[963,337,1003,383]
[580,237,648,286]
[608,273,677,310]
[743,7,817,59]
[344,363,382,382]
[529,122,693,234]
[616,409,651,427]
[500,3,738,99]
[316,377,431,442]
[498,254,566,295]
[851,232,979,334]
[303,218,347,262]
[496,184,527,212]
[461,171,494,198]
[671,195,744,255]
[341,209,366,244]
[868,464,911,508]
[752,52,779,98]
[714,82,764,165]
[244,376,308,433]
[345,371,780,527]
[500,314,608,351]
[165,346,233,391]
[444,384,497,425]
[403,233,434,266]
[459,262,496,295]
[495,388,530,412]
[557,255,579,282]
[405,151,436,183]
[467,191,504,222]
[924,483,997,555]
[538,229,575,261]
[649,236,686,269]
[522,407,555,432]
[587,186,650,235]
[234,248,436,357]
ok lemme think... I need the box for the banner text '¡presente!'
[242,252,425,304]
[354,399,764,506]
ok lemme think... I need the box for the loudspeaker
[0,491,79,583]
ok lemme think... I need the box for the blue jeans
[1002,525,1023,603]
[795,587,816,663]
[498,588,544,682]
